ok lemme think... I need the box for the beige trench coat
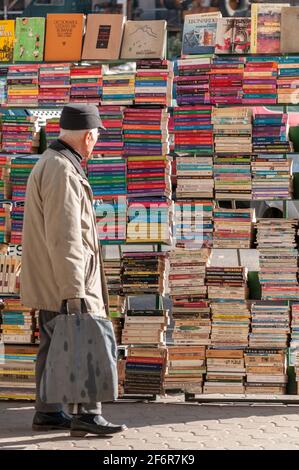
[20,146,109,317]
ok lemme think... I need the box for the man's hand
[66,298,82,315]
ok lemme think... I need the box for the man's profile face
[86,129,99,159]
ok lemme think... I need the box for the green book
[13,17,45,62]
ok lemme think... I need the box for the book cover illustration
[120,20,166,59]
[251,3,289,54]
[0,20,14,62]
[82,14,125,60]
[13,17,45,62]
[182,12,222,55]
[215,18,234,54]
[232,18,251,54]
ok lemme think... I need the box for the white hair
[59,128,98,140]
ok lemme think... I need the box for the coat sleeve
[42,163,86,301]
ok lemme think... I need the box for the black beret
[59,103,106,131]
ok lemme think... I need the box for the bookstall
[2,7,299,403]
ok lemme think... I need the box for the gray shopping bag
[40,314,118,403]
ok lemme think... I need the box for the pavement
[1,396,299,450]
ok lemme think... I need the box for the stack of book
[172,298,210,318]
[277,56,299,104]
[251,153,293,200]
[126,155,171,200]
[103,256,124,344]
[212,107,252,153]
[172,316,211,347]
[169,249,211,346]
[292,304,299,392]
[0,256,20,293]
[123,107,169,157]
[169,248,210,302]
[122,309,168,345]
[0,66,8,105]
[1,298,34,344]
[209,57,244,105]
[121,252,167,295]
[249,302,290,349]
[0,206,10,244]
[101,68,135,105]
[165,345,206,393]
[94,198,127,244]
[10,206,24,245]
[290,303,299,362]
[204,349,246,394]
[135,59,173,106]
[213,154,252,200]
[103,257,124,314]
[11,156,39,201]
[173,105,213,155]
[39,63,71,106]
[243,57,278,105]
[127,200,172,245]
[169,248,211,348]
[210,301,250,348]
[206,266,248,301]
[1,115,40,154]
[0,154,11,200]
[45,117,60,146]
[252,112,291,153]
[245,349,287,395]
[124,346,167,396]
[174,200,214,248]
[0,343,38,400]
[70,65,102,104]
[175,57,212,105]
[94,106,124,157]
[213,207,254,248]
[7,65,39,106]
[256,218,299,300]
[176,156,214,199]
[87,157,127,199]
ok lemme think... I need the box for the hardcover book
[0,20,14,62]
[215,18,234,54]
[281,6,299,52]
[120,20,167,59]
[251,3,289,53]
[82,14,125,60]
[13,17,45,62]
[44,13,84,61]
[182,12,222,55]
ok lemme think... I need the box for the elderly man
[20,104,126,437]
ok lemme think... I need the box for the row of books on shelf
[0,341,298,399]
[3,201,299,248]
[4,53,299,108]
[175,57,299,106]
[182,6,299,56]
[166,347,290,395]
[0,61,173,107]
[0,16,167,63]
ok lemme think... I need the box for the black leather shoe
[32,411,72,431]
[70,414,127,437]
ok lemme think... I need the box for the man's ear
[84,131,91,145]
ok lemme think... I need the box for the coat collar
[49,139,88,181]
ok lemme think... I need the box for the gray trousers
[35,310,102,415]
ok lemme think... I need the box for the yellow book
[0,20,14,62]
